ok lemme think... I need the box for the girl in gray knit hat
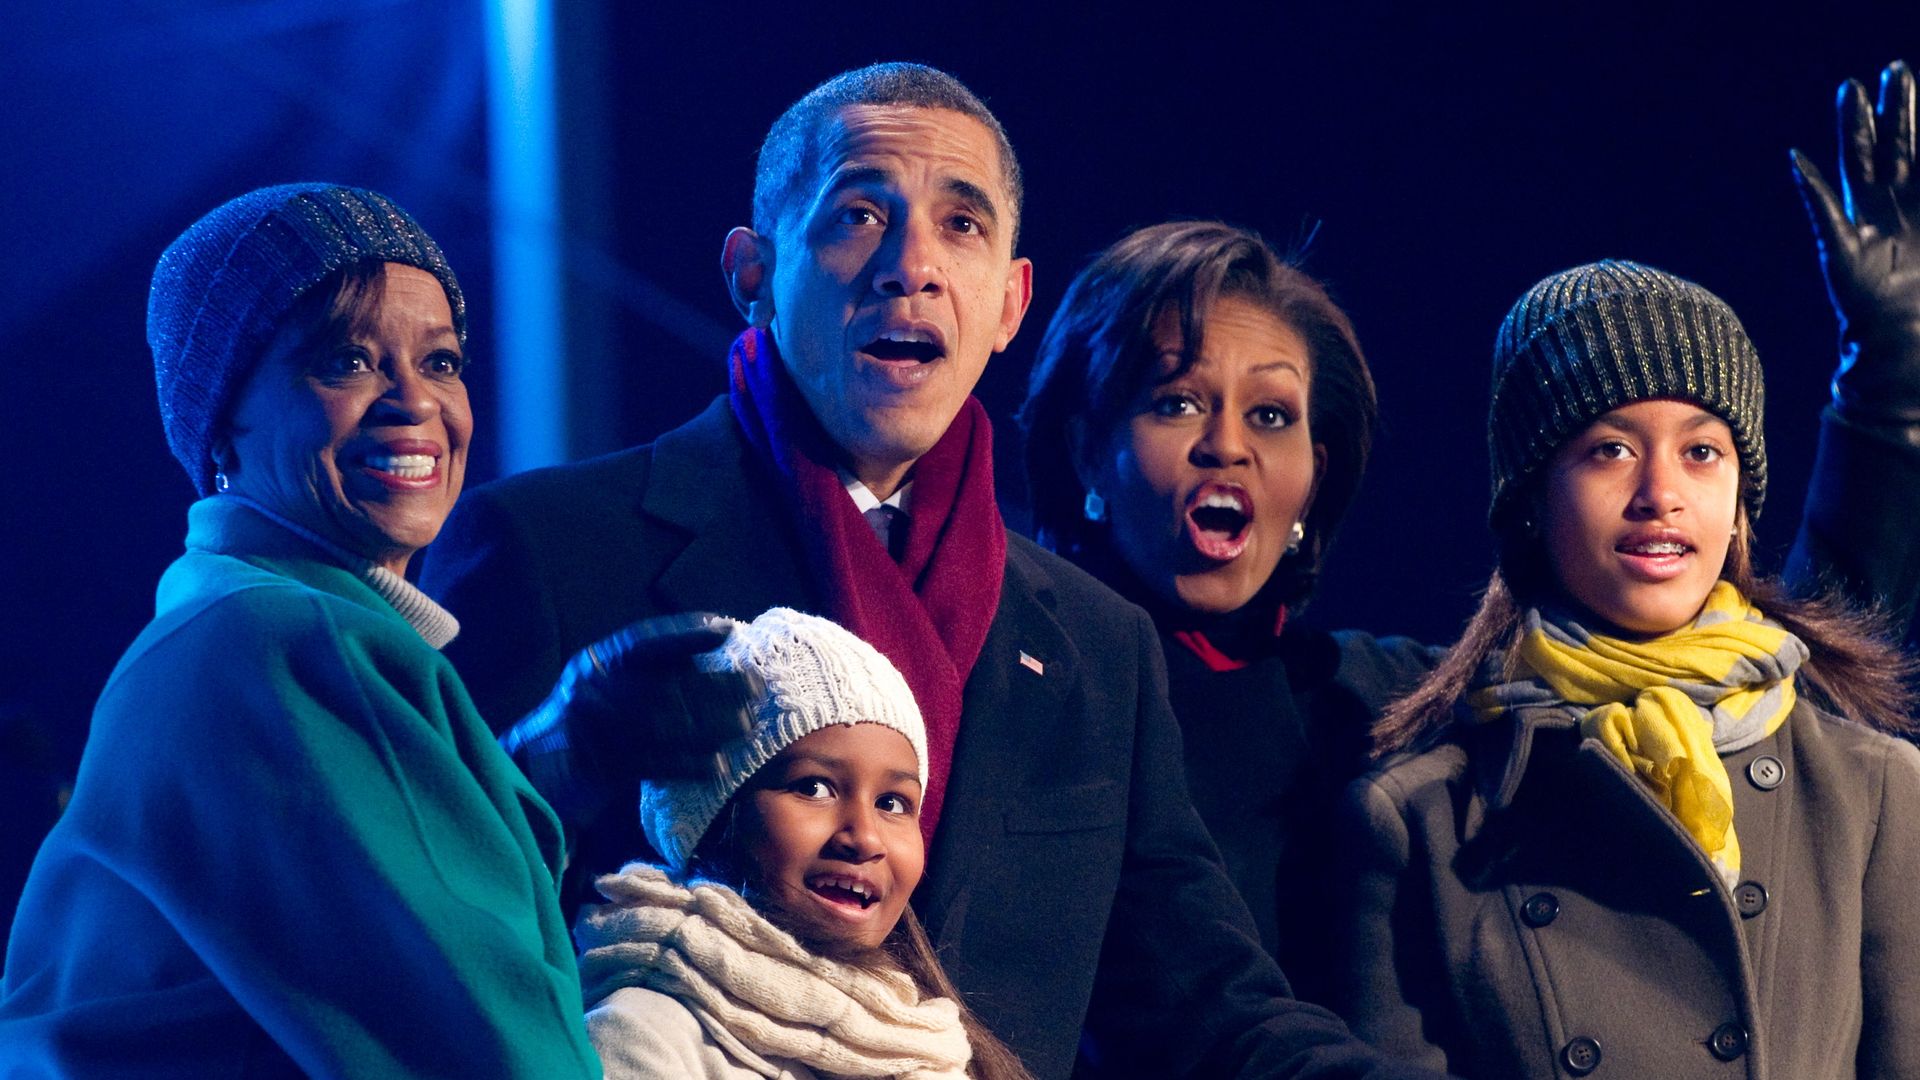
[575,606,1034,1080]
[1341,259,1920,1078]
[0,184,602,1076]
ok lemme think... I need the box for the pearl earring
[1083,490,1107,523]
[1286,520,1305,554]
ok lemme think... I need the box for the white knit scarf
[576,864,971,1080]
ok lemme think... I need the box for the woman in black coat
[1019,221,1431,1002]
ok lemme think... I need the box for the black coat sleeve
[1786,409,1920,646]
[1081,607,1454,1080]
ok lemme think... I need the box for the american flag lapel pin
[1018,650,1044,676]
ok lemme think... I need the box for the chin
[1171,573,1261,616]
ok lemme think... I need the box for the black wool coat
[420,399,1447,1080]
[1156,624,1438,1002]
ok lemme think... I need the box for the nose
[1190,410,1252,469]
[827,802,886,864]
[369,359,439,427]
[1628,455,1683,519]
[871,214,945,298]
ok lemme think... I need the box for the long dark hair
[692,806,1037,1080]
[1018,220,1376,610]
[1372,500,1919,756]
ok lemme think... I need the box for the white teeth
[813,875,875,902]
[367,454,435,479]
[1198,491,1247,513]
[1624,541,1687,555]
[877,329,935,344]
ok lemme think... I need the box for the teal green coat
[0,498,601,1078]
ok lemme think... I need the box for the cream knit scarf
[576,863,971,1080]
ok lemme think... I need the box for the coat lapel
[641,398,820,619]
[916,543,1078,946]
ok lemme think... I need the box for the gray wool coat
[1330,700,1920,1079]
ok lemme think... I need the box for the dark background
[4,1,1915,938]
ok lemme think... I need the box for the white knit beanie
[641,608,927,873]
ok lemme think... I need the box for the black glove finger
[1792,148,1859,272]
[631,668,764,778]
[589,612,736,680]
[1879,60,1917,212]
[1841,77,1899,230]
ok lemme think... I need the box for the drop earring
[1083,490,1107,523]
[214,470,231,494]
[1286,520,1305,554]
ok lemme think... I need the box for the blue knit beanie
[148,183,466,496]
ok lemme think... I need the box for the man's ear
[992,257,1035,353]
[722,227,776,327]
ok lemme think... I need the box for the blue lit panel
[484,0,566,474]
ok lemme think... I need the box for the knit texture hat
[641,608,928,873]
[148,183,466,496]
[1488,259,1766,528]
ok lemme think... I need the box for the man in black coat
[422,63,1449,1080]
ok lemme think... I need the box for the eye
[877,792,916,816]
[312,347,373,379]
[1149,392,1202,419]
[1247,404,1292,430]
[949,213,982,235]
[424,350,467,378]
[836,204,882,227]
[1589,439,1632,461]
[788,777,834,800]
[1685,442,1725,464]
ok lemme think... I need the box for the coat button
[1709,1022,1749,1060]
[1561,1035,1602,1075]
[1521,892,1560,927]
[1747,755,1785,790]
[1734,881,1768,918]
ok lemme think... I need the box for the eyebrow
[779,752,923,790]
[820,166,1002,229]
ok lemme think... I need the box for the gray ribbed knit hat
[641,608,928,874]
[148,183,466,496]
[1488,259,1766,528]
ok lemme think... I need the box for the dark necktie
[863,504,906,562]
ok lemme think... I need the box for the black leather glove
[500,612,763,826]
[1791,60,1920,424]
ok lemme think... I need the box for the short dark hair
[752,62,1023,251]
[1019,220,1377,610]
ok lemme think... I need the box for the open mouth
[1613,536,1694,580]
[1185,486,1253,561]
[352,443,442,491]
[363,453,437,480]
[1615,539,1691,558]
[806,874,880,911]
[859,328,945,364]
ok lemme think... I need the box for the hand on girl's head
[1541,399,1741,636]
[738,723,926,951]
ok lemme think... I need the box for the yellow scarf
[1471,582,1807,887]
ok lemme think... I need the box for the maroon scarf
[728,328,1005,841]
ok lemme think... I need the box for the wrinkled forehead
[800,105,1011,215]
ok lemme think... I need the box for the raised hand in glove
[500,612,763,826]
[1791,60,1920,423]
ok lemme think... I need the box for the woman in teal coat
[0,185,601,1078]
